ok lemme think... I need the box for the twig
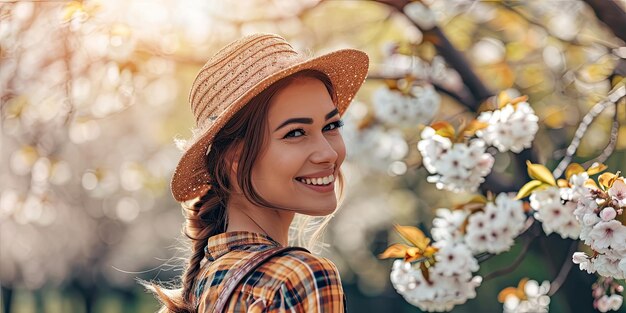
[548,240,578,296]
[372,0,491,109]
[553,85,626,178]
[432,82,475,110]
[482,220,540,282]
[582,103,621,168]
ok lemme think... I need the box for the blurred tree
[1,0,625,312]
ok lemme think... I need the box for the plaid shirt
[193,231,347,312]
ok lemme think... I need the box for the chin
[305,202,338,216]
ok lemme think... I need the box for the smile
[295,174,335,186]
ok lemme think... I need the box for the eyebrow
[274,108,339,132]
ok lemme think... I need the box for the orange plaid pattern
[192,231,347,312]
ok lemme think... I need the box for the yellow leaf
[517,277,529,290]
[498,287,519,303]
[378,243,410,259]
[404,247,424,262]
[516,180,544,200]
[584,178,599,189]
[599,172,618,189]
[510,95,529,106]
[384,79,398,91]
[497,91,512,108]
[557,179,569,188]
[468,194,488,204]
[394,225,431,251]
[526,161,556,186]
[423,246,438,258]
[431,121,455,139]
[586,163,608,176]
[565,163,585,180]
[516,278,529,300]
[461,120,489,138]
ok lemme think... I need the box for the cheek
[252,143,303,183]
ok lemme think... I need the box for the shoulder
[265,249,341,283]
[262,249,346,312]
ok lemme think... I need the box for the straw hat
[171,33,369,202]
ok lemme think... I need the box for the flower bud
[600,207,617,221]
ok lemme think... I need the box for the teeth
[298,174,334,186]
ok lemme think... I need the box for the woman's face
[250,77,346,216]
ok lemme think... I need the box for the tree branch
[482,220,541,282]
[548,240,579,296]
[373,0,491,110]
[582,102,621,168]
[582,0,626,43]
[552,85,626,178]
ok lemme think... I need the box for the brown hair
[142,69,345,313]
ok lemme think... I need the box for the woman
[145,33,369,312]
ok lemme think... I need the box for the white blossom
[343,122,408,172]
[476,102,539,153]
[389,242,481,312]
[589,220,626,252]
[572,252,594,273]
[465,193,526,253]
[608,179,626,208]
[418,127,494,192]
[593,255,625,279]
[431,208,467,243]
[597,294,623,312]
[372,85,440,127]
[530,187,580,239]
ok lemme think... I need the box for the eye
[283,128,305,139]
[323,119,344,132]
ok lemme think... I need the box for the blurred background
[1,0,626,312]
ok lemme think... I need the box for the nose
[310,136,339,165]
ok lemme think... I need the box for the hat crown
[189,33,304,127]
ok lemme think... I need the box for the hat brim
[171,48,369,202]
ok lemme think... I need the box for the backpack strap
[213,246,310,313]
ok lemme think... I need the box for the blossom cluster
[572,175,626,280]
[389,242,482,312]
[417,126,494,193]
[432,193,527,254]
[590,277,624,312]
[500,279,551,313]
[372,85,440,127]
[476,100,539,153]
[465,193,527,253]
[530,185,581,239]
[340,103,409,172]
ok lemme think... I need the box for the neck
[225,196,294,246]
